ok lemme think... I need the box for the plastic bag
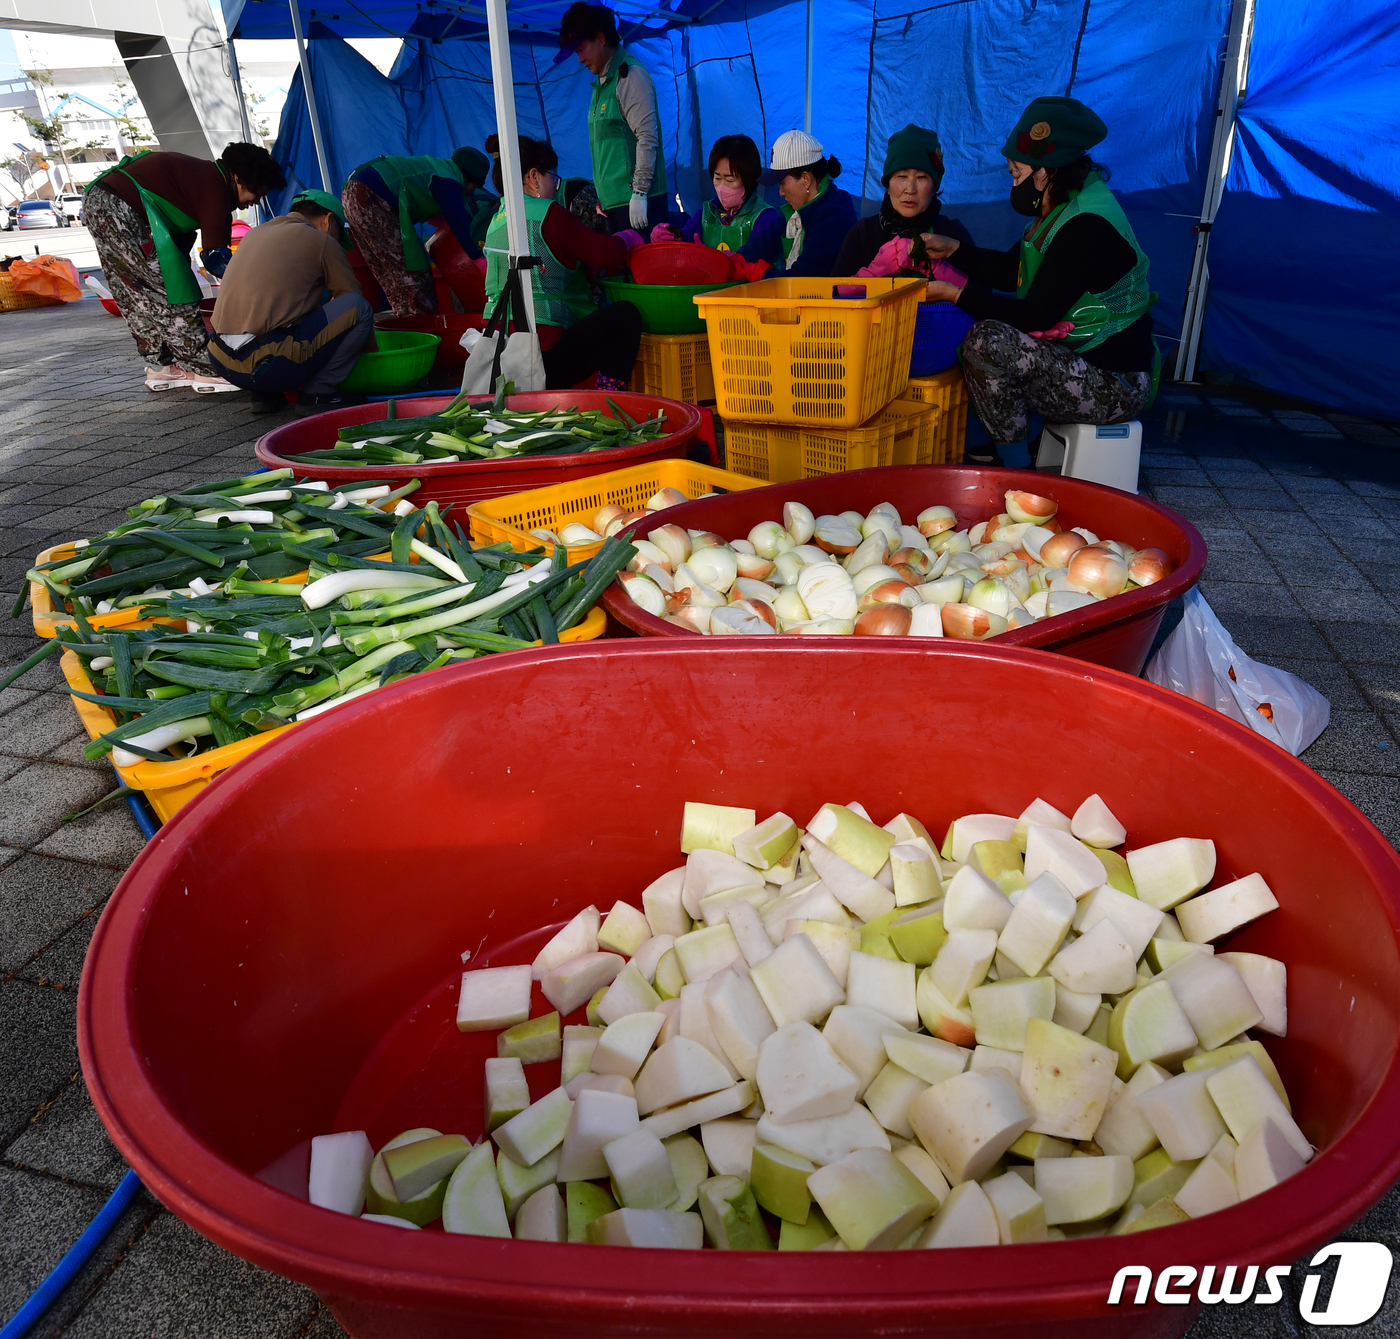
[1144,588,1330,756]
[9,255,82,302]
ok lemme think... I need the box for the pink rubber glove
[649,222,680,242]
[473,256,487,275]
[1028,320,1076,340]
[856,236,911,279]
[615,229,646,253]
[727,255,771,283]
[931,259,967,288]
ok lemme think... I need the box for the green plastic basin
[601,279,735,335]
[338,329,441,394]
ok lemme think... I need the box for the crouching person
[208,190,375,414]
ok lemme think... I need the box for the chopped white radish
[540,951,626,1016]
[1070,794,1127,848]
[308,1131,374,1215]
[456,965,532,1032]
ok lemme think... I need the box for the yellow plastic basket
[629,332,715,406]
[904,366,969,464]
[467,459,766,564]
[722,396,940,483]
[694,276,924,428]
[0,271,61,312]
[59,607,607,823]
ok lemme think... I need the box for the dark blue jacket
[773,181,859,277]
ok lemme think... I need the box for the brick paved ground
[1,296,1398,1336]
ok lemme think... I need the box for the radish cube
[309,1130,374,1216]
[456,964,532,1032]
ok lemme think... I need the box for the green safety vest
[357,155,463,272]
[588,49,667,211]
[87,152,207,305]
[484,193,596,330]
[1015,173,1153,352]
[700,192,769,251]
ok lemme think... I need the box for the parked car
[57,193,84,224]
[16,200,62,230]
[0,204,11,231]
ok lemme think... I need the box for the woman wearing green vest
[482,136,643,391]
[921,97,1154,465]
[84,143,284,392]
[654,135,784,258]
[343,150,491,317]
[557,3,669,233]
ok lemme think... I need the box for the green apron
[700,192,770,251]
[588,49,667,211]
[779,177,830,265]
[484,194,596,330]
[1015,173,1153,352]
[358,155,463,272]
[87,153,205,305]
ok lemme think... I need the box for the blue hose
[123,792,159,841]
[0,1169,142,1338]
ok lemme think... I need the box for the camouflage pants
[341,180,437,317]
[961,319,1150,445]
[84,185,216,375]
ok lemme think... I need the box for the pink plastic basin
[254,392,705,509]
[80,639,1400,1338]
[602,465,1207,674]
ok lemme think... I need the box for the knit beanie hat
[881,124,944,188]
[452,146,492,188]
[1002,96,1107,168]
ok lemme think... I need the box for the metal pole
[485,0,536,328]
[803,0,813,135]
[288,0,332,192]
[1173,0,1255,381]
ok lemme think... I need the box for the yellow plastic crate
[694,276,924,428]
[629,332,715,406]
[904,366,969,464]
[58,607,607,823]
[722,396,940,483]
[0,272,61,312]
[467,459,766,564]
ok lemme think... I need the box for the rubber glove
[615,229,646,253]
[650,222,680,242]
[1028,320,1076,340]
[931,259,967,288]
[628,192,650,230]
[856,236,912,279]
[473,256,488,275]
[200,246,232,278]
[726,255,771,283]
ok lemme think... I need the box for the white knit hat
[761,129,827,184]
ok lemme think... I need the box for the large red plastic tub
[629,240,734,285]
[255,392,705,509]
[80,640,1400,1339]
[603,465,1206,674]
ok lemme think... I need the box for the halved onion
[854,604,912,635]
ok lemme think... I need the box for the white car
[57,192,84,224]
[16,200,62,230]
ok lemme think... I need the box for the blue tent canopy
[246,0,1400,418]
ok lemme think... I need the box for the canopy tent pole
[288,0,333,192]
[485,0,536,328]
[1173,0,1256,382]
[803,0,813,134]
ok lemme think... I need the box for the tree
[21,69,76,191]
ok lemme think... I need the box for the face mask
[1009,176,1042,216]
[715,182,746,210]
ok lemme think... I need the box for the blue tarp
[255,0,1397,417]
[1199,0,1400,420]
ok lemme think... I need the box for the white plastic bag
[1144,588,1330,756]
[459,327,545,395]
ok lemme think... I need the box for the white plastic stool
[1035,421,1141,493]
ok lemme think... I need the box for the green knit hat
[1001,96,1107,168]
[881,123,944,188]
[452,146,492,187]
[289,188,351,248]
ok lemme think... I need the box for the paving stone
[0,762,110,850]
[1326,624,1400,665]
[0,1166,108,1321]
[0,853,116,978]
[34,798,145,868]
[1224,615,1335,661]
[0,979,80,1144]
[1316,772,1400,849]
[0,692,86,757]
[1301,710,1400,777]
[1277,561,1371,591]
[1198,580,1305,619]
[5,1076,129,1191]
[1350,664,1400,715]
[60,1210,323,1339]
[1194,525,1261,553]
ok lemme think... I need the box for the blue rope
[0,1169,142,1338]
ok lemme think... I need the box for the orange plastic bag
[9,255,83,302]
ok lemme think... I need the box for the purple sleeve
[680,207,704,243]
[737,207,784,264]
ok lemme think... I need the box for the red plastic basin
[629,241,734,285]
[255,392,705,509]
[80,640,1400,1339]
[603,465,1207,674]
[426,223,488,313]
[375,313,487,368]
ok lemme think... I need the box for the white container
[1037,421,1141,493]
